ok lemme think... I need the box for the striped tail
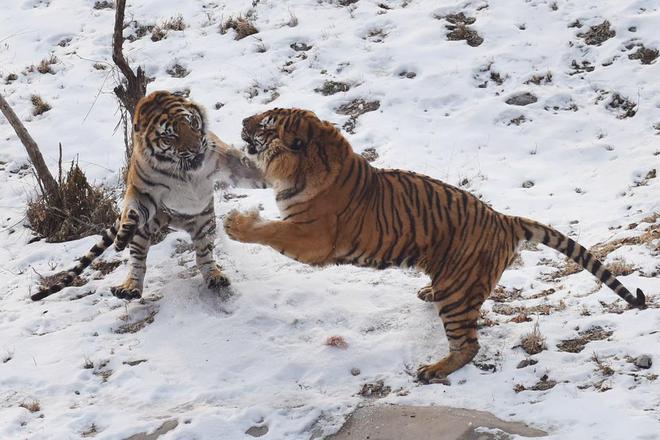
[513,217,646,308]
[31,223,119,301]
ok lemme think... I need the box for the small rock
[517,358,538,369]
[246,425,268,437]
[351,367,361,376]
[522,180,535,189]
[635,355,652,369]
[290,42,312,51]
[506,92,538,106]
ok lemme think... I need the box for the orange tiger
[224,107,646,383]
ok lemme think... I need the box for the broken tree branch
[0,92,60,203]
[112,0,146,120]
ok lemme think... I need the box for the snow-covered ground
[1,0,659,438]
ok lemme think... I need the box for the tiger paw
[416,363,451,385]
[223,209,260,243]
[416,285,435,302]
[204,266,231,289]
[111,281,142,300]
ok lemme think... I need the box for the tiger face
[241,108,349,192]
[133,91,209,168]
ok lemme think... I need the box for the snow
[0,0,659,439]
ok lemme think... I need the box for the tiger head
[133,91,209,169]
[241,108,351,194]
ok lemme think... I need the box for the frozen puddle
[327,405,547,440]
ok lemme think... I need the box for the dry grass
[93,1,114,9]
[591,352,614,377]
[556,326,613,353]
[336,99,381,134]
[31,95,51,116]
[220,16,258,40]
[608,93,637,119]
[606,257,637,276]
[520,322,546,355]
[325,335,348,349]
[36,55,58,74]
[578,20,615,46]
[19,400,41,413]
[26,161,118,242]
[166,64,189,78]
[358,380,391,398]
[315,80,350,96]
[36,270,87,293]
[151,15,185,42]
[628,45,659,64]
[360,147,379,162]
[525,71,553,85]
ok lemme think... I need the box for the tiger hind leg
[187,209,230,289]
[111,229,151,300]
[417,284,486,383]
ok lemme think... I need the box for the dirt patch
[436,13,483,47]
[569,60,595,75]
[578,20,615,46]
[336,99,380,134]
[328,405,546,439]
[557,326,613,353]
[166,64,189,78]
[358,380,391,399]
[115,306,159,334]
[492,300,565,316]
[628,46,659,64]
[360,147,379,162]
[315,80,350,96]
[506,92,538,106]
[608,93,637,119]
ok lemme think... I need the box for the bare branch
[112,0,146,119]
[0,92,60,203]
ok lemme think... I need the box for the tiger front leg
[223,209,335,265]
[187,212,230,289]
[115,186,161,251]
[111,229,151,300]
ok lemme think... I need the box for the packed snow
[0,0,659,439]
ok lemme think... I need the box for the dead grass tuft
[36,55,58,74]
[578,20,615,46]
[91,260,122,277]
[93,1,114,9]
[325,335,348,349]
[606,257,636,276]
[608,93,637,119]
[557,326,613,353]
[166,63,189,78]
[358,380,391,398]
[520,322,546,355]
[525,71,553,85]
[436,13,483,47]
[31,95,51,116]
[591,352,615,376]
[360,147,379,162]
[336,99,380,134]
[27,161,118,242]
[36,270,87,293]
[115,308,158,334]
[220,16,258,40]
[19,400,41,413]
[315,80,350,96]
[628,46,659,64]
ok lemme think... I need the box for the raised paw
[205,266,231,289]
[417,285,435,302]
[223,209,260,243]
[111,281,142,300]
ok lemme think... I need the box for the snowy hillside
[1,0,659,439]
